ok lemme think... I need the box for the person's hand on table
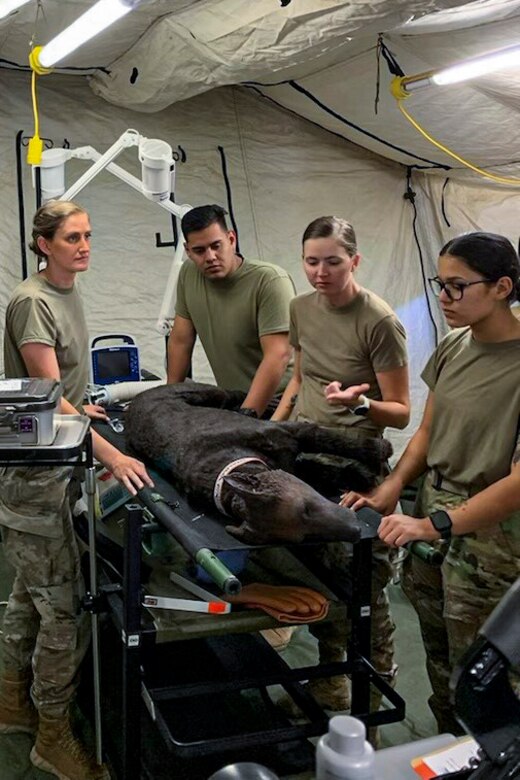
[378,514,438,547]
[108,453,154,496]
[84,404,109,421]
[340,475,402,514]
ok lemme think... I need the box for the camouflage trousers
[402,471,520,734]
[0,466,90,717]
[309,539,396,684]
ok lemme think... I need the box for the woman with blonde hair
[0,200,153,779]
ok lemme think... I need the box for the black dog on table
[125,382,391,546]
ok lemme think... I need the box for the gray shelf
[0,414,90,462]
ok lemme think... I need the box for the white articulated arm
[62,129,140,200]
[40,128,193,337]
[65,144,191,221]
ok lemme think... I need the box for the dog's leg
[225,522,270,545]
[279,422,392,468]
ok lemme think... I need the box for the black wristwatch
[429,510,453,540]
[237,408,258,419]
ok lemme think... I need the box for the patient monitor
[90,334,140,385]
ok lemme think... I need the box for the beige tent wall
[1,70,519,455]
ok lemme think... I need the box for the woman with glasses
[343,231,520,734]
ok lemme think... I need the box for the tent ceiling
[1,0,519,175]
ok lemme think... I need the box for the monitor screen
[96,349,131,380]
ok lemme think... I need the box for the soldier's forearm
[242,357,288,416]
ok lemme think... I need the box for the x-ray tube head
[39,148,69,201]
[139,138,174,201]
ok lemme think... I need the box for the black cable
[15,131,28,280]
[378,36,405,77]
[404,167,439,346]
[0,57,109,74]
[375,36,382,115]
[288,80,450,169]
[376,35,406,115]
[441,177,451,227]
[244,84,446,174]
[34,166,42,210]
[217,145,241,255]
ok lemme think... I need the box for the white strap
[213,457,267,517]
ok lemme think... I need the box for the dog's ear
[223,473,275,504]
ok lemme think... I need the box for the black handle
[91,334,136,348]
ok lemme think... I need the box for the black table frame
[100,502,405,779]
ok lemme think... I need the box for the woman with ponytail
[0,200,153,779]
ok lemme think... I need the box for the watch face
[352,395,370,416]
[430,511,452,538]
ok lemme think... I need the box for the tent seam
[232,87,262,261]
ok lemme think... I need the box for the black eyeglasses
[428,276,492,302]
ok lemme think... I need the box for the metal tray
[0,414,91,463]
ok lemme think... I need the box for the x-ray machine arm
[39,128,192,335]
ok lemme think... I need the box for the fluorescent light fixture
[38,0,139,68]
[0,0,32,20]
[396,42,520,96]
[433,44,520,85]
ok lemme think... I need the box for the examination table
[82,417,405,779]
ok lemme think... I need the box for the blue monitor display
[97,349,131,379]
[91,345,140,385]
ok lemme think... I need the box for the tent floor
[0,543,436,779]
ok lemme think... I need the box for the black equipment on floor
[445,577,520,780]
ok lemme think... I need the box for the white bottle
[316,715,375,780]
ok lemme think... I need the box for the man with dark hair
[167,205,295,416]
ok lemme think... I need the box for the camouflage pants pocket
[0,466,73,538]
[443,529,520,667]
[1,517,90,714]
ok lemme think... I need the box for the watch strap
[351,395,371,416]
[429,509,452,540]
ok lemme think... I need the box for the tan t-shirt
[423,327,520,490]
[175,259,295,392]
[4,273,89,409]
[290,289,407,436]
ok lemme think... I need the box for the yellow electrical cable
[31,70,39,138]
[390,77,520,186]
[27,46,52,166]
[397,100,520,185]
